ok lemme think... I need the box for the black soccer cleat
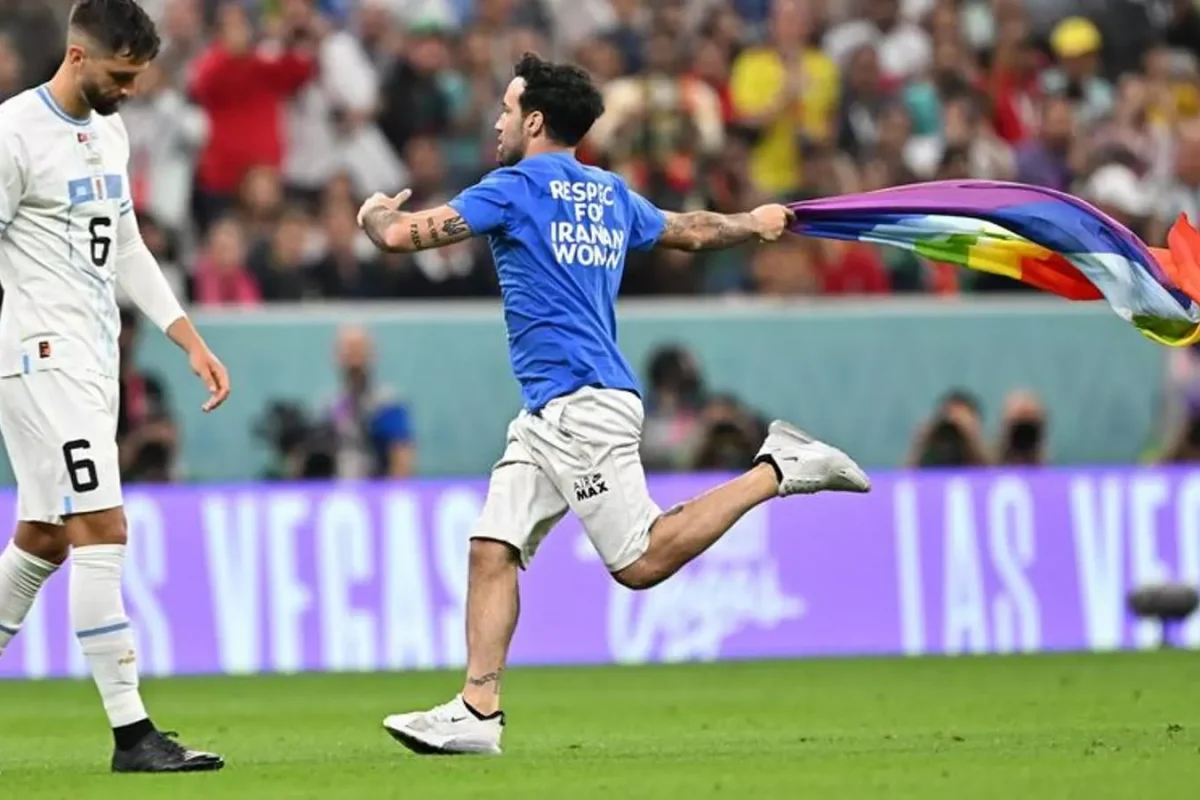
[111,730,225,773]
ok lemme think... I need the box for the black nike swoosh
[448,716,469,723]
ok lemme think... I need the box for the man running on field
[357,52,870,756]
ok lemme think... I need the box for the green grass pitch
[2,651,1198,798]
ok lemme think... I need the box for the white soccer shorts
[473,385,661,572]
[0,369,124,524]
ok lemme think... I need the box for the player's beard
[81,80,122,116]
[497,136,526,167]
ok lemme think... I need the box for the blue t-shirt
[448,152,666,412]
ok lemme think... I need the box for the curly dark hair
[512,52,605,147]
[69,0,161,62]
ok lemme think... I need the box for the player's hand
[750,203,795,242]
[357,188,412,228]
[189,347,231,413]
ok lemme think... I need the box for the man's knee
[13,521,70,564]
[64,507,127,548]
[611,555,668,591]
[469,537,521,578]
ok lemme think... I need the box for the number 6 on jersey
[62,438,99,493]
[89,216,112,268]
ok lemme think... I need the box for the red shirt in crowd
[986,68,1041,145]
[820,243,892,295]
[188,44,315,194]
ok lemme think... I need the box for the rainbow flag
[787,180,1200,346]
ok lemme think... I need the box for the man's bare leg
[380,420,869,756]
[614,464,778,590]
[615,421,870,590]
[460,539,521,716]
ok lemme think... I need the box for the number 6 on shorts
[62,439,100,493]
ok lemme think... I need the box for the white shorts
[0,369,123,524]
[473,386,661,572]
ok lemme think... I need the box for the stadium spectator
[1086,73,1173,193]
[0,0,63,89]
[237,165,286,249]
[690,393,768,472]
[907,389,991,467]
[156,0,207,86]
[0,33,23,104]
[1165,0,1200,64]
[193,215,262,306]
[1082,162,1154,240]
[985,14,1043,145]
[729,0,839,198]
[641,345,708,472]
[121,60,208,236]
[598,0,649,75]
[903,33,976,140]
[308,201,392,298]
[866,101,920,184]
[749,233,819,295]
[589,27,724,210]
[323,325,415,479]
[1160,340,1200,462]
[188,1,316,230]
[822,0,931,82]
[1042,16,1114,128]
[249,206,321,300]
[995,389,1049,466]
[1014,95,1083,193]
[837,44,898,162]
[254,400,337,480]
[814,238,892,295]
[1148,123,1200,246]
[281,0,407,202]
[388,135,499,297]
[377,20,455,157]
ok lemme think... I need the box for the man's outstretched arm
[357,189,475,253]
[655,205,795,251]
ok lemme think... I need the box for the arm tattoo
[362,209,470,252]
[361,207,405,252]
[660,211,758,252]
[442,214,469,238]
[467,669,503,693]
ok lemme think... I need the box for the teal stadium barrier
[0,297,1169,483]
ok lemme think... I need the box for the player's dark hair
[512,52,604,147]
[69,0,161,62]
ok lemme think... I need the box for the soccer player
[359,53,870,756]
[0,0,227,773]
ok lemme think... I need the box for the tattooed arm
[655,205,795,251]
[359,201,474,253]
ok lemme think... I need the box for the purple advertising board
[2,466,1199,679]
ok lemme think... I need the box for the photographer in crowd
[907,389,991,468]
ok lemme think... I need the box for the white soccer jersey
[0,85,137,379]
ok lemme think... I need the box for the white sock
[71,544,148,728]
[0,542,59,654]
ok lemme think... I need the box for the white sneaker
[754,420,871,496]
[382,694,504,755]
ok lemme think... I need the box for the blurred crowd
[12,0,1200,480]
[640,343,1056,473]
[6,0,1200,301]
